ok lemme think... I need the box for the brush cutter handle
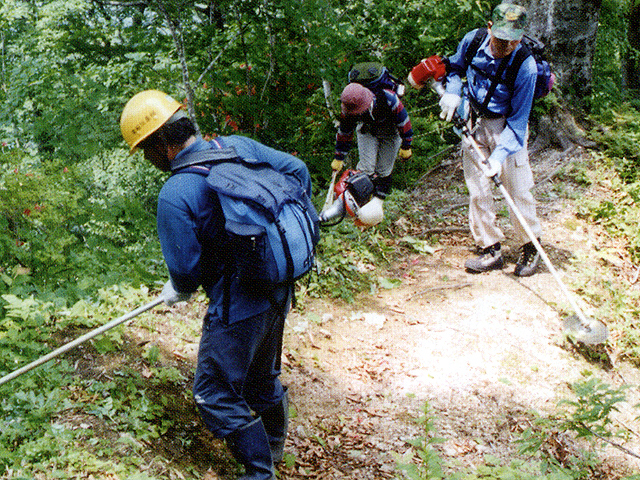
[462,132,502,185]
[429,78,446,97]
[0,296,164,387]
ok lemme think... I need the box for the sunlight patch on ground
[392,290,580,409]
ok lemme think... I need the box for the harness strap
[463,27,531,119]
[171,146,238,171]
[478,54,511,114]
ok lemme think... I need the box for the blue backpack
[175,146,320,295]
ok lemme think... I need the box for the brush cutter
[0,295,165,387]
[461,128,607,344]
[319,169,384,227]
[409,56,609,344]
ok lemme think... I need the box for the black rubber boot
[260,387,289,463]
[227,418,275,480]
[372,174,392,199]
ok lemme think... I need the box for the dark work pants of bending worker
[193,298,290,439]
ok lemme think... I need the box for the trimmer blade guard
[563,315,609,345]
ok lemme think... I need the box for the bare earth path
[272,147,640,479]
[156,147,640,479]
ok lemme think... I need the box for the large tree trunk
[519,0,602,103]
[515,0,602,151]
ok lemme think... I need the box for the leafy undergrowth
[0,303,223,479]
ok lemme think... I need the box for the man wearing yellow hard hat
[121,90,313,479]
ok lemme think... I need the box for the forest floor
[135,145,640,479]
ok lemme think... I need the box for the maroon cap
[340,83,375,115]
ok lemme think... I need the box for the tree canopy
[1,0,496,161]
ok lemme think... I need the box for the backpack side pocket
[225,220,278,293]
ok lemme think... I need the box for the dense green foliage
[0,0,495,182]
[1,0,640,477]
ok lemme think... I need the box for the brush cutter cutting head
[562,315,609,345]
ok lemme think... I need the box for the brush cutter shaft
[465,129,593,328]
[322,170,338,213]
[496,181,588,323]
[0,296,164,387]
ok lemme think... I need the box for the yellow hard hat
[120,90,183,154]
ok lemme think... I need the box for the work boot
[226,418,275,480]
[464,243,504,273]
[514,241,540,277]
[260,387,289,463]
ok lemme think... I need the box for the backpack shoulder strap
[171,145,239,172]
[504,42,532,92]
[480,54,511,112]
[464,28,488,68]
[370,89,394,120]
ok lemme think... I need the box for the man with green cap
[439,3,543,277]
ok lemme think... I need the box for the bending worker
[332,82,413,222]
[120,90,312,479]
[439,3,543,276]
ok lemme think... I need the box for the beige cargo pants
[461,116,543,249]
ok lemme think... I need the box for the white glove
[484,155,502,178]
[439,93,461,122]
[161,280,192,307]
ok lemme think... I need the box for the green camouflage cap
[491,3,527,41]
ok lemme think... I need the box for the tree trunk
[519,0,602,103]
[156,0,200,136]
[515,0,602,151]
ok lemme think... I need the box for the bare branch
[579,422,640,461]
[154,0,199,135]
[322,79,339,128]
[196,30,243,86]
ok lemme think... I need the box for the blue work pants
[193,300,289,438]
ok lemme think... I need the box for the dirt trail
[274,148,640,479]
